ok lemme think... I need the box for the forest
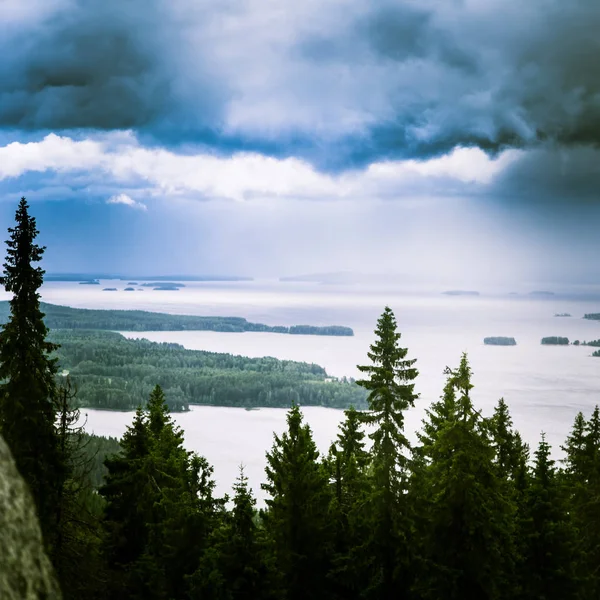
[50,329,367,411]
[3,198,600,600]
[0,301,354,336]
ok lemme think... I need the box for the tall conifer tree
[261,404,332,600]
[0,196,63,547]
[356,306,418,599]
[414,354,515,600]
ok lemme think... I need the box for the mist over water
[29,279,600,500]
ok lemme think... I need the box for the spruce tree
[414,354,515,600]
[0,196,63,548]
[261,404,332,600]
[188,467,273,600]
[520,435,579,600]
[102,386,222,600]
[489,398,525,481]
[356,306,418,599]
[562,407,600,597]
[326,407,371,599]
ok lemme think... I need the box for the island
[584,313,600,321]
[124,287,135,291]
[127,282,138,285]
[582,340,600,347]
[102,288,118,292]
[554,313,571,317]
[141,282,186,288]
[79,280,100,285]
[541,336,569,345]
[593,350,600,357]
[153,286,180,291]
[443,290,480,296]
[484,337,517,346]
[49,330,367,412]
[530,291,555,297]
[0,302,355,336]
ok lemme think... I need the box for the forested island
[484,336,517,346]
[541,336,569,345]
[584,313,600,320]
[554,313,571,317]
[50,330,367,412]
[0,302,355,336]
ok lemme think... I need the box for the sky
[0,0,599,288]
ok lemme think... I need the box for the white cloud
[0,133,522,203]
[106,193,147,211]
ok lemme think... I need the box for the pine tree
[261,404,332,600]
[414,354,515,600]
[356,306,418,599]
[0,197,63,548]
[520,435,579,600]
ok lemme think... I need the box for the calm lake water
[17,279,600,499]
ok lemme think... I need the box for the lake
[20,279,600,499]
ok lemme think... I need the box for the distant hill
[443,290,480,296]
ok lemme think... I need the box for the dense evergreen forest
[4,198,600,600]
[51,329,367,411]
[0,301,354,336]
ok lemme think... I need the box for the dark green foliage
[413,354,516,600]
[101,386,223,599]
[326,407,372,599]
[562,407,600,597]
[79,433,122,489]
[356,306,419,599]
[0,301,354,336]
[0,197,64,550]
[188,468,274,600]
[261,404,332,600]
[489,398,529,481]
[541,336,570,345]
[50,329,367,411]
[519,435,579,600]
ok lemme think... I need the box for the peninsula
[0,302,355,336]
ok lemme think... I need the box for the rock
[0,436,62,599]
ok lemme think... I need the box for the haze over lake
[21,279,600,499]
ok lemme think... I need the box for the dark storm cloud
[490,145,600,204]
[2,0,600,170]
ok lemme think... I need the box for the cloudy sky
[0,0,599,287]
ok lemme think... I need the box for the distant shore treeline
[0,302,354,337]
[45,273,254,282]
